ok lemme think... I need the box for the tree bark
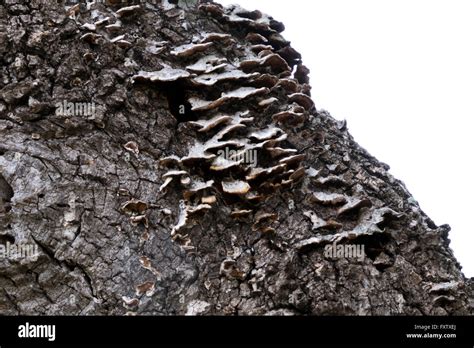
[0,0,472,315]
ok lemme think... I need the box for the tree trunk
[0,0,472,315]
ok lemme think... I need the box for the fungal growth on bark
[0,0,472,316]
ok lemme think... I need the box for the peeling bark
[0,0,472,315]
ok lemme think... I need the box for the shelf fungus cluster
[120,198,150,240]
[159,103,307,246]
[71,1,314,248]
[70,1,393,255]
[70,2,144,53]
[296,205,403,253]
[144,3,317,248]
[296,165,404,254]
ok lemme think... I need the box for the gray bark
[0,0,472,315]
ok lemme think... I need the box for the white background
[217,0,474,277]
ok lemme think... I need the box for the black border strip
[0,316,472,346]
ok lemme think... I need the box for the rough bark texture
[0,0,472,315]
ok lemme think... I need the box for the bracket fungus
[122,296,140,308]
[105,22,122,33]
[275,78,299,93]
[192,68,259,87]
[254,212,278,225]
[272,109,305,125]
[170,199,217,250]
[183,179,215,200]
[202,196,217,204]
[159,178,173,193]
[294,207,401,252]
[189,86,269,112]
[250,44,274,55]
[200,32,233,43]
[246,33,269,44]
[123,141,139,155]
[240,53,291,74]
[163,170,189,179]
[337,197,372,216]
[145,41,168,55]
[288,93,314,111]
[249,126,284,141]
[110,34,125,43]
[160,170,189,192]
[94,17,110,27]
[258,97,278,108]
[81,23,96,31]
[115,5,141,18]
[266,147,298,158]
[289,167,306,182]
[148,3,309,249]
[252,212,278,234]
[294,64,310,84]
[139,256,161,279]
[303,211,343,231]
[121,199,148,215]
[222,180,251,195]
[279,154,306,166]
[246,164,287,181]
[132,67,191,83]
[171,42,214,58]
[130,215,149,228]
[189,114,233,132]
[277,46,302,66]
[186,55,228,74]
[66,3,80,18]
[251,74,279,88]
[218,4,285,34]
[171,201,189,237]
[80,33,102,45]
[303,211,327,230]
[220,259,245,280]
[187,204,212,214]
[210,156,242,171]
[231,209,253,219]
[135,281,155,297]
[198,2,224,17]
